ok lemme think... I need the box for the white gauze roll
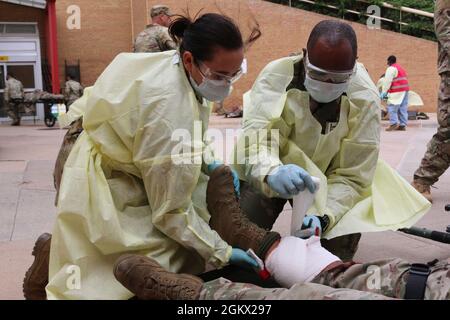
[291,176,321,236]
[265,236,341,288]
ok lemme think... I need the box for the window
[4,24,37,35]
[6,65,35,88]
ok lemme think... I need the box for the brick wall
[0,2,47,58]
[51,0,439,112]
[147,0,440,113]
[55,0,134,86]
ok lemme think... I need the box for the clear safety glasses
[303,53,356,84]
[195,60,243,84]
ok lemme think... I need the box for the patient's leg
[312,258,450,300]
[206,166,281,260]
[200,277,394,300]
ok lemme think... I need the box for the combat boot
[206,165,280,259]
[386,124,399,131]
[23,233,52,300]
[411,181,433,203]
[114,254,203,300]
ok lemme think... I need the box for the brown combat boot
[411,181,433,203]
[114,254,203,300]
[386,124,399,131]
[396,125,406,131]
[23,233,52,300]
[206,165,280,259]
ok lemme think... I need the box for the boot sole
[23,233,51,300]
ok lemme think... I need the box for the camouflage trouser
[240,181,361,261]
[200,278,394,300]
[5,100,21,123]
[313,258,450,300]
[200,258,450,300]
[414,72,450,185]
[53,117,84,204]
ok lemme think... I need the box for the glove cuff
[256,231,281,260]
[206,161,224,175]
[318,215,331,233]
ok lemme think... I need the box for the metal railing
[277,0,435,40]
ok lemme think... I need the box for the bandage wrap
[265,236,341,288]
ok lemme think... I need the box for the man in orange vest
[380,55,410,131]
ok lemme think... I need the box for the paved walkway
[0,115,449,299]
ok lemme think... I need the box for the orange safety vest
[388,63,410,93]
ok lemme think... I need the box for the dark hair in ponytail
[169,12,261,62]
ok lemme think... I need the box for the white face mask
[304,74,349,104]
[189,76,232,102]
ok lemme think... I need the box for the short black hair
[7,72,14,78]
[67,73,75,80]
[387,55,397,65]
[307,20,358,60]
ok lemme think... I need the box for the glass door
[6,64,36,89]
[0,63,37,119]
[0,64,5,117]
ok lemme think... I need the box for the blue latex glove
[229,248,259,269]
[267,164,316,199]
[380,92,388,100]
[299,215,323,239]
[207,161,240,196]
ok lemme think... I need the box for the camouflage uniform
[133,24,176,53]
[313,258,450,300]
[414,0,450,185]
[21,90,65,117]
[200,278,394,300]
[200,258,450,300]
[25,90,64,103]
[4,77,24,124]
[53,118,84,205]
[64,80,83,108]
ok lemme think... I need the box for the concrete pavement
[0,115,449,300]
[0,124,64,300]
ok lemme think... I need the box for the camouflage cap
[150,5,172,18]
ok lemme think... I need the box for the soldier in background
[4,73,24,126]
[64,73,83,109]
[133,5,176,53]
[412,0,450,202]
